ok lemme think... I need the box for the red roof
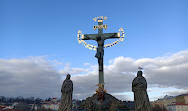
[168,102,188,106]
[0,105,6,108]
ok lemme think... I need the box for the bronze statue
[78,16,125,89]
[59,74,73,111]
[83,30,119,89]
[132,71,151,111]
[84,33,118,71]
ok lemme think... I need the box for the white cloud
[83,62,91,66]
[0,50,188,101]
[0,57,62,98]
[72,50,188,100]
[162,88,188,97]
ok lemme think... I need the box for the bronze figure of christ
[82,18,120,88]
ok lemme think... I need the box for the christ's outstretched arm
[82,34,98,40]
[102,33,120,40]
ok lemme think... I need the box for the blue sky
[1,0,187,65]
[0,0,188,100]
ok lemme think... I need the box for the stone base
[79,93,129,111]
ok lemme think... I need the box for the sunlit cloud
[0,50,188,101]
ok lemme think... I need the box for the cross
[81,16,120,88]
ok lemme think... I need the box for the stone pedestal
[79,93,129,111]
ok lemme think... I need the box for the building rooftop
[168,102,188,106]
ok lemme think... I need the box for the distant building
[176,95,186,104]
[153,93,188,110]
[41,98,59,110]
[164,97,176,108]
[51,98,58,103]
[167,102,188,111]
[176,94,188,104]
[12,102,18,107]
[185,95,188,104]
[0,105,15,111]
[42,103,59,110]
[0,105,6,110]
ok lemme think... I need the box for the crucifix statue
[77,16,124,88]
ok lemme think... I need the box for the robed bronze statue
[59,74,73,111]
[132,71,151,111]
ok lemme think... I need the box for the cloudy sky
[0,0,188,101]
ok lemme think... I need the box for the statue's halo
[77,28,125,50]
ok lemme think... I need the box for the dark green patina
[82,18,119,88]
